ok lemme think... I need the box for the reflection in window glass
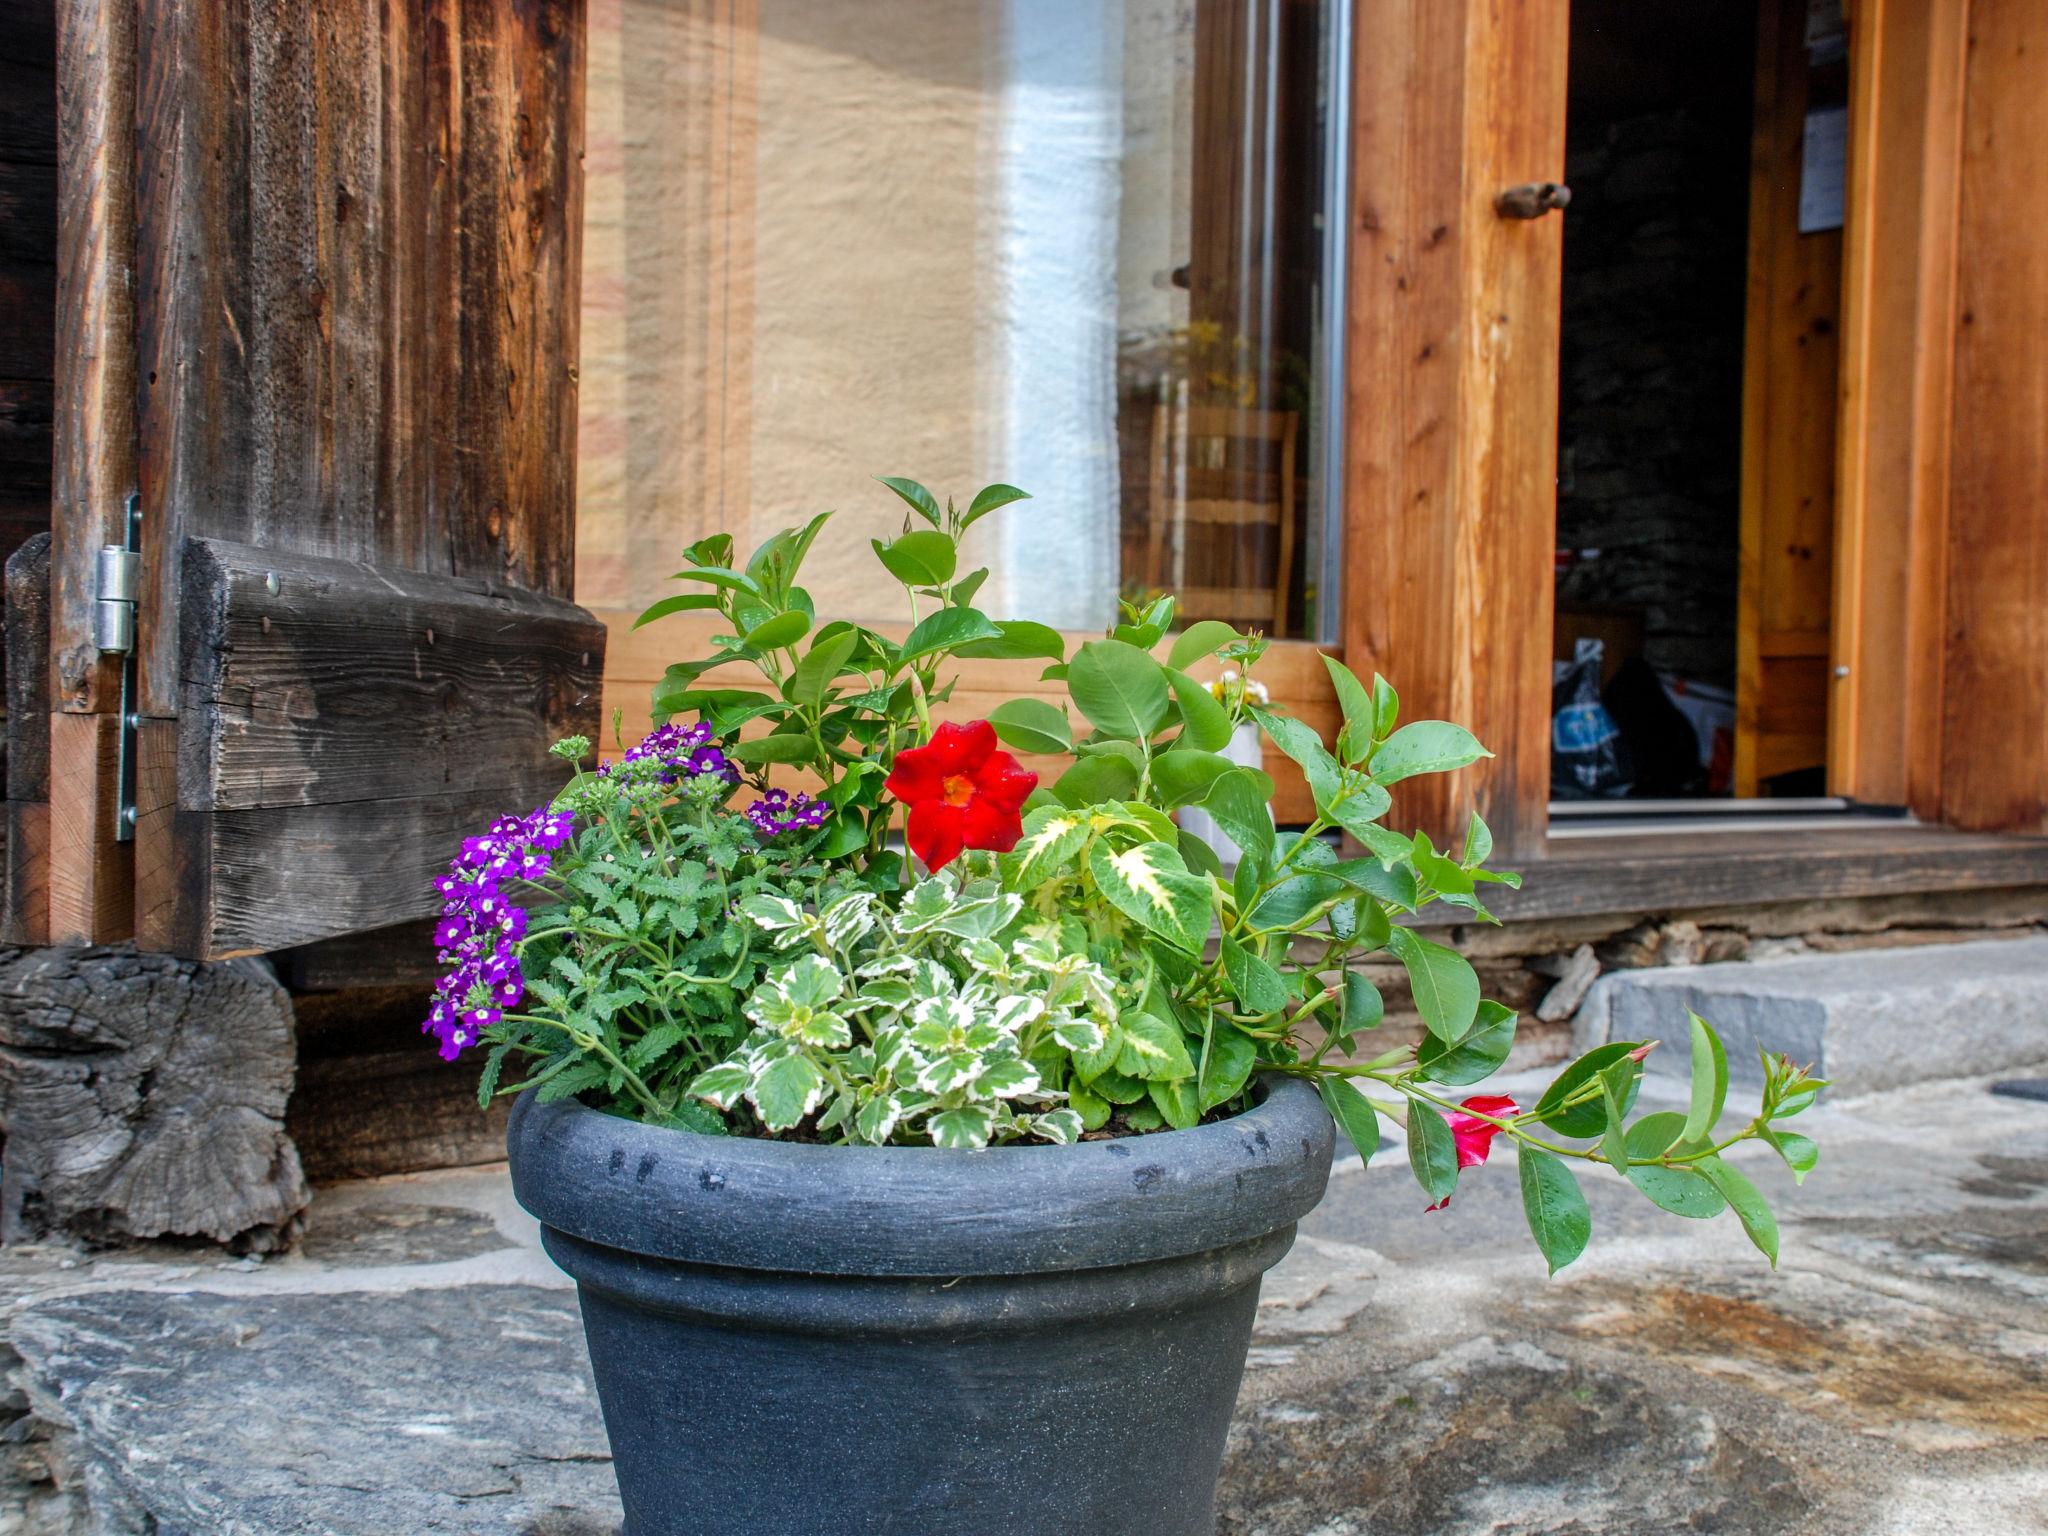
[578,0,1344,640]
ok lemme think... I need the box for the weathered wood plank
[47,707,129,941]
[1942,0,2048,834]
[5,532,52,945]
[179,538,606,811]
[1341,0,1568,858]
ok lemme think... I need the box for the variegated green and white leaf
[778,953,845,1008]
[1087,840,1213,953]
[988,994,1044,1034]
[750,1052,825,1130]
[1051,1015,1107,1052]
[688,1059,756,1111]
[854,1093,904,1144]
[933,891,1022,941]
[739,893,805,934]
[1029,1107,1084,1145]
[978,1055,1043,1099]
[894,877,960,933]
[1116,1011,1198,1082]
[820,891,878,949]
[928,1105,997,1149]
[1003,807,1093,890]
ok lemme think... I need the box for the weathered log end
[0,944,309,1251]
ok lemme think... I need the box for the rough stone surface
[0,946,309,1251]
[1573,935,2048,1095]
[4,1073,2047,1533]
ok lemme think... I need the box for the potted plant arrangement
[427,480,1821,1534]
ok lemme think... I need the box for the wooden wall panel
[1341,0,1568,859]
[1831,0,1967,814]
[1735,0,1841,796]
[1943,0,2048,833]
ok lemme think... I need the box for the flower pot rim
[508,1073,1333,1278]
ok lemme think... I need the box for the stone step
[1572,935,2048,1097]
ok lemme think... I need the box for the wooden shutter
[71,0,605,958]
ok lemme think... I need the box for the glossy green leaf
[1534,1042,1647,1139]
[1199,769,1276,868]
[1624,1110,1688,1159]
[671,565,765,598]
[1598,1062,1634,1177]
[1370,720,1491,785]
[952,621,1066,662]
[960,482,1031,529]
[1323,654,1376,761]
[1052,752,1140,807]
[1320,1078,1381,1171]
[1163,621,1238,671]
[1167,669,1234,752]
[1463,812,1494,867]
[1221,937,1291,1017]
[1198,1023,1258,1112]
[1682,1012,1729,1146]
[875,475,942,526]
[1340,970,1385,1038]
[987,697,1073,755]
[899,606,1002,663]
[727,734,818,766]
[1415,999,1515,1085]
[1406,1100,1459,1204]
[1371,673,1399,739]
[872,529,957,586]
[1151,749,1236,809]
[1149,1076,1201,1130]
[1068,639,1171,738]
[1385,927,1480,1042]
[789,629,861,707]
[1761,1127,1818,1185]
[1697,1154,1780,1266]
[1519,1147,1592,1275]
[1253,707,1342,808]
[744,609,812,652]
[632,592,722,628]
[1626,1164,1728,1218]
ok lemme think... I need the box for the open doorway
[1551,0,1846,811]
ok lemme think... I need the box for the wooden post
[1339,0,1569,859]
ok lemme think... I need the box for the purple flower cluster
[745,787,830,837]
[424,719,734,1062]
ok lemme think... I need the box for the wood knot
[485,505,504,541]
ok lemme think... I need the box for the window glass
[579,0,1344,640]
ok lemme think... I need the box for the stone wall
[1555,105,1752,687]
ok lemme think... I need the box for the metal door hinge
[94,495,143,841]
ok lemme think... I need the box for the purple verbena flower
[745,787,831,838]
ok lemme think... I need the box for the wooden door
[44,0,603,959]
[1342,0,1570,859]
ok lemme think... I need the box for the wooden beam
[47,707,129,941]
[1340,0,1568,858]
[4,533,51,944]
[1943,0,2048,833]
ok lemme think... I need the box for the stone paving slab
[5,1073,2048,1534]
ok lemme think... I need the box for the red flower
[884,720,1038,871]
[1425,1095,1520,1211]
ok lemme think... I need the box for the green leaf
[1385,927,1480,1042]
[1069,1081,1112,1130]
[1166,669,1234,752]
[1067,639,1171,739]
[689,1060,756,1111]
[1199,769,1276,867]
[1198,1023,1258,1112]
[1116,1010,1197,1082]
[1220,937,1291,1017]
[1519,1148,1592,1275]
[632,592,722,628]
[1697,1154,1780,1266]
[987,697,1073,755]
[670,565,765,598]
[1151,748,1237,808]
[899,606,1002,662]
[872,529,957,586]
[1370,720,1490,785]
[1252,708,1342,808]
[1340,970,1385,1039]
[1760,1127,1819,1185]
[789,629,861,707]
[1052,752,1140,807]
[1323,654,1376,761]
[875,475,942,526]
[1371,673,1399,739]
[1682,1012,1729,1146]
[1149,1076,1201,1130]
[1463,812,1494,867]
[727,734,817,766]
[753,1053,825,1131]
[961,482,1032,529]
[1319,1078,1381,1171]
[1534,1042,1647,1139]
[744,609,812,652]
[953,621,1066,662]
[1167,620,1242,671]
[1626,1164,1728,1218]
[1406,1101,1459,1204]
[1598,1062,1634,1178]
[1088,839,1213,953]
[1415,999,1514,1085]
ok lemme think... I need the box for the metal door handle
[1497,182,1571,219]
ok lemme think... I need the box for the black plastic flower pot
[508,1078,1334,1535]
